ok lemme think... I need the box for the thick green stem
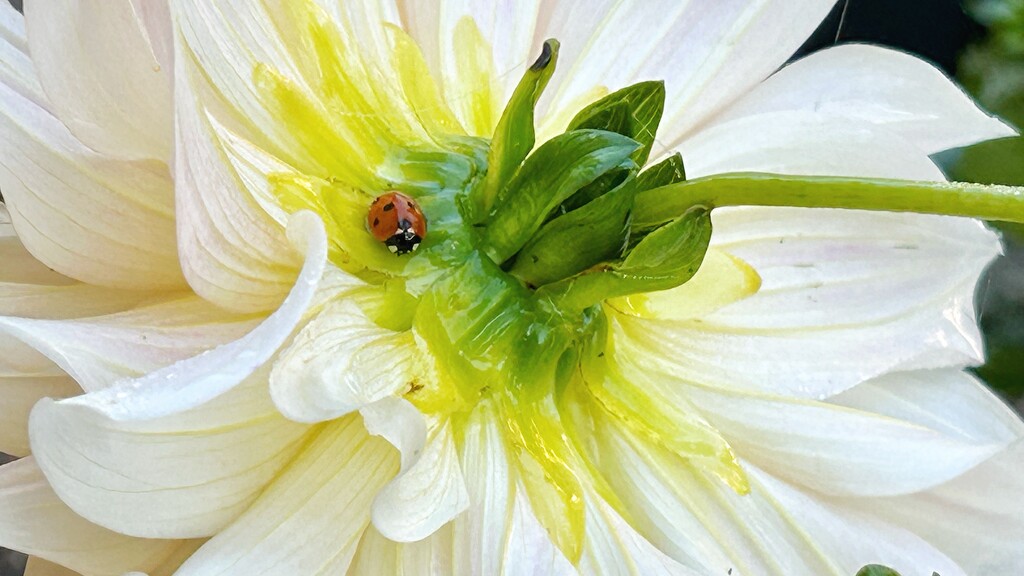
[633,172,1024,228]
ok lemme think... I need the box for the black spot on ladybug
[382,202,395,212]
[399,218,412,231]
[372,217,380,227]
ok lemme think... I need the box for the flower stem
[632,172,1024,228]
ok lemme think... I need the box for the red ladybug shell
[367,192,427,255]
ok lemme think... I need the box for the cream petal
[0,5,46,109]
[0,376,78,456]
[271,300,416,423]
[0,296,256,392]
[828,369,1024,443]
[403,0,542,134]
[348,524,454,576]
[713,44,1016,154]
[173,415,399,576]
[677,380,1011,497]
[857,438,1024,574]
[592,419,966,575]
[28,371,310,539]
[370,417,470,543]
[580,497,701,576]
[24,0,172,161]
[24,557,80,576]
[539,0,836,144]
[170,0,309,152]
[0,1,26,51]
[26,211,326,422]
[0,82,183,290]
[174,43,305,313]
[448,402,574,576]
[681,110,945,180]
[0,457,202,576]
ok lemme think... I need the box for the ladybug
[367,191,427,255]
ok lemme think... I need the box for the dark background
[1,1,1022,574]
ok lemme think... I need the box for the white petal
[449,402,573,576]
[406,0,541,134]
[370,418,469,542]
[682,110,945,179]
[0,376,77,456]
[170,0,308,152]
[861,438,1024,574]
[0,81,183,290]
[714,44,1016,154]
[829,369,1024,443]
[611,204,999,400]
[580,497,701,576]
[271,300,416,423]
[0,5,46,109]
[678,381,1010,497]
[28,371,310,539]
[36,211,327,421]
[539,0,836,144]
[746,466,966,576]
[0,296,256,392]
[173,415,399,576]
[0,457,202,576]
[24,0,172,161]
[348,524,454,576]
[0,1,26,51]
[591,419,966,575]
[174,44,304,313]
[1,208,161,318]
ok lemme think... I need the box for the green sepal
[626,152,687,245]
[855,565,903,576]
[537,206,712,312]
[567,80,666,166]
[482,129,641,265]
[476,39,560,214]
[509,173,637,287]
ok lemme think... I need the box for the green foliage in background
[948,0,1024,400]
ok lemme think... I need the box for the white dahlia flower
[1,1,1023,575]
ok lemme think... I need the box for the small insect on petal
[367,191,428,255]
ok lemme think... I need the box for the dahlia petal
[0,81,183,290]
[0,376,77,456]
[370,418,470,542]
[174,45,305,312]
[862,438,1024,574]
[405,0,541,134]
[26,210,326,422]
[715,44,1016,154]
[23,557,79,576]
[170,0,309,151]
[23,0,172,161]
[449,403,574,575]
[0,296,256,392]
[0,6,45,108]
[829,369,1024,443]
[1,206,158,318]
[28,373,310,539]
[682,110,945,180]
[348,524,454,576]
[580,497,701,576]
[593,421,966,575]
[173,416,399,576]
[0,457,202,576]
[0,1,26,51]
[679,381,1009,497]
[270,300,415,423]
[539,0,836,144]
